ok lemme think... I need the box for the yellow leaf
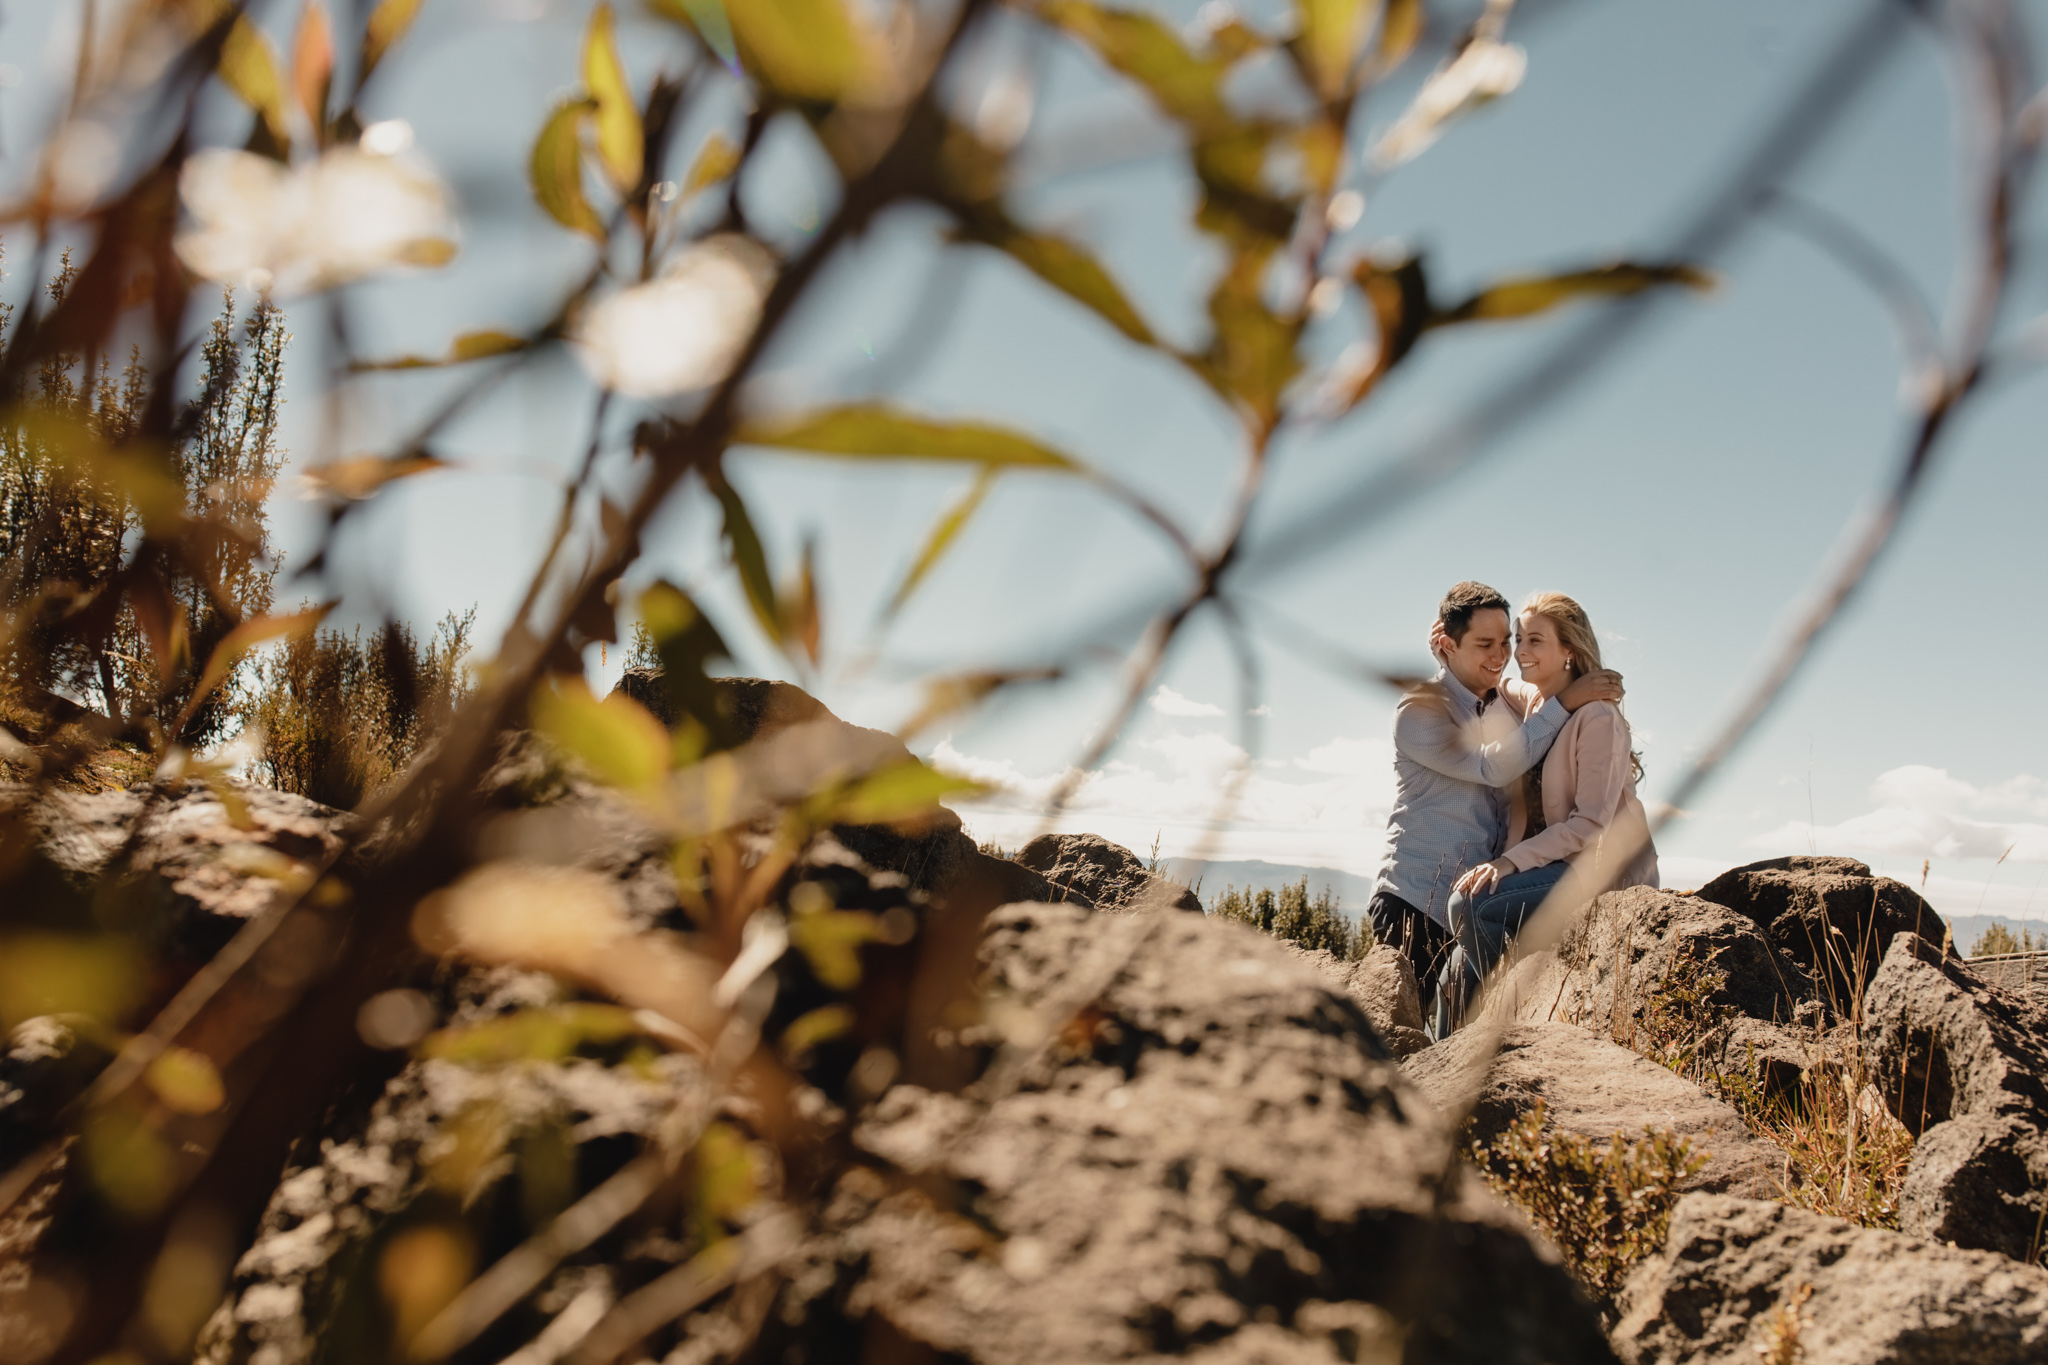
[220,17,291,146]
[974,226,1157,347]
[530,677,670,791]
[1297,0,1375,99]
[705,472,781,648]
[0,933,143,1030]
[175,603,336,740]
[584,3,644,193]
[302,451,445,497]
[531,98,604,239]
[738,405,1084,469]
[1372,0,1424,70]
[726,0,866,102]
[787,911,881,990]
[146,1047,225,1114]
[823,760,986,829]
[1433,262,1713,325]
[419,1003,643,1065]
[1042,0,1233,130]
[354,329,526,370]
[362,0,426,82]
[683,132,740,199]
[779,1003,855,1061]
[887,466,995,619]
[291,1,334,128]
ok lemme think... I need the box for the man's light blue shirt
[1372,669,1568,927]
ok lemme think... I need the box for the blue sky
[8,0,2048,918]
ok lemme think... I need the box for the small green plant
[1213,877,1367,960]
[1969,922,2046,956]
[1470,1101,1705,1311]
[243,609,474,809]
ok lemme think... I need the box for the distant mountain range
[1163,859,1376,911]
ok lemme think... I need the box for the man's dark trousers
[1366,890,1454,998]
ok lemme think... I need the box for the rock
[1612,1193,2048,1364]
[1402,1022,1783,1200]
[763,904,1616,1364]
[1015,832,1202,913]
[1863,932,2048,1259]
[1697,856,1948,1009]
[1964,949,2048,1008]
[0,1018,115,1171]
[1284,942,1427,1055]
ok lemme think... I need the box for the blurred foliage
[1969,922,2045,956]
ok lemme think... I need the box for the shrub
[243,610,474,809]
[1969,922,2045,956]
[1213,877,1367,960]
[1470,1101,1704,1311]
[0,268,285,744]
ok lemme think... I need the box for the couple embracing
[1366,581,1659,1035]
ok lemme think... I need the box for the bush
[1969,922,2045,956]
[1470,1101,1704,1312]
[244,610,475,809]
[1212,877,1367,960]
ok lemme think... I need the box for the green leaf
[823,760,986,828]
[355,329,527,371]
[1198,252,1302,429]
[584,3,644,193]
[1296,0,1375,99]
[362,0,426,83]
[221,17,291,148]
[964,222,1157,347]
[1432,263,1714,325]
[739,406,1084,470]
[706,471,782,647]
[726,0,865,102]
[781,537,821,666]
[420,1004,643,1065]
[648,0,740,67]
[530,677,670,791]
[887,466,995,619]
[1374,0,1424,70]
[531,98,604,239]
[1335,252,1431,410]
[682,132,741,200]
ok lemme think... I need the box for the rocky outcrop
[1613,1194,2048,1364]
[764,904,1615,1364]
[1015,832,1202,913]
[1697,855,1948,1008]
[1863,932,2048,1260]
[1404,1022,1782,1199]
[1285,942,1429,1056]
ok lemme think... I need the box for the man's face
[1440,607,1511,696]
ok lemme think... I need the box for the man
[1367,581,1622,997]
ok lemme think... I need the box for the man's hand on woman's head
[1558,668,1624,711]
[1454,859,1511,897]
[1427,620,1449,660]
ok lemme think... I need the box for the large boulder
[1285,942,1429,1056]
[1862,932,2048,1260]
[1016,832,1202,913]
[1697,855,1948,1010]
[1613,1193,2048,1364]
[1403,1022,1783,1200]
[763,904,1616,1364]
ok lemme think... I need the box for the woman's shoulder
[1562,699,1628,735]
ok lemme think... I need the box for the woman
[1435,593,1658,1032]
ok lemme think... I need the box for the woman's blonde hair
[1520,591,1602,679]
[1522,591,1642,780]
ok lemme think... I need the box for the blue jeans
[1432,862,1569,1036]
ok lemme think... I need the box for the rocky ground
[3,683,2046,1364]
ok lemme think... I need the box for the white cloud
[930,728,1396,875]
[1248,704,1273,717]
[1148,685,1224,718]
[1754,764,2048,863]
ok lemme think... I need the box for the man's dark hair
[1437,581,1510,644]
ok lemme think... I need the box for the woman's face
[1516,612,1574,696]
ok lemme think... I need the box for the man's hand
[1454,858,1511,898]
[1557,668,1624,712]
[1427,620,1449,660]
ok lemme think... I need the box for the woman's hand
[1455,859,1510,897]
[1557,668,1624,711]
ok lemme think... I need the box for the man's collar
[1435,665,1496,715]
